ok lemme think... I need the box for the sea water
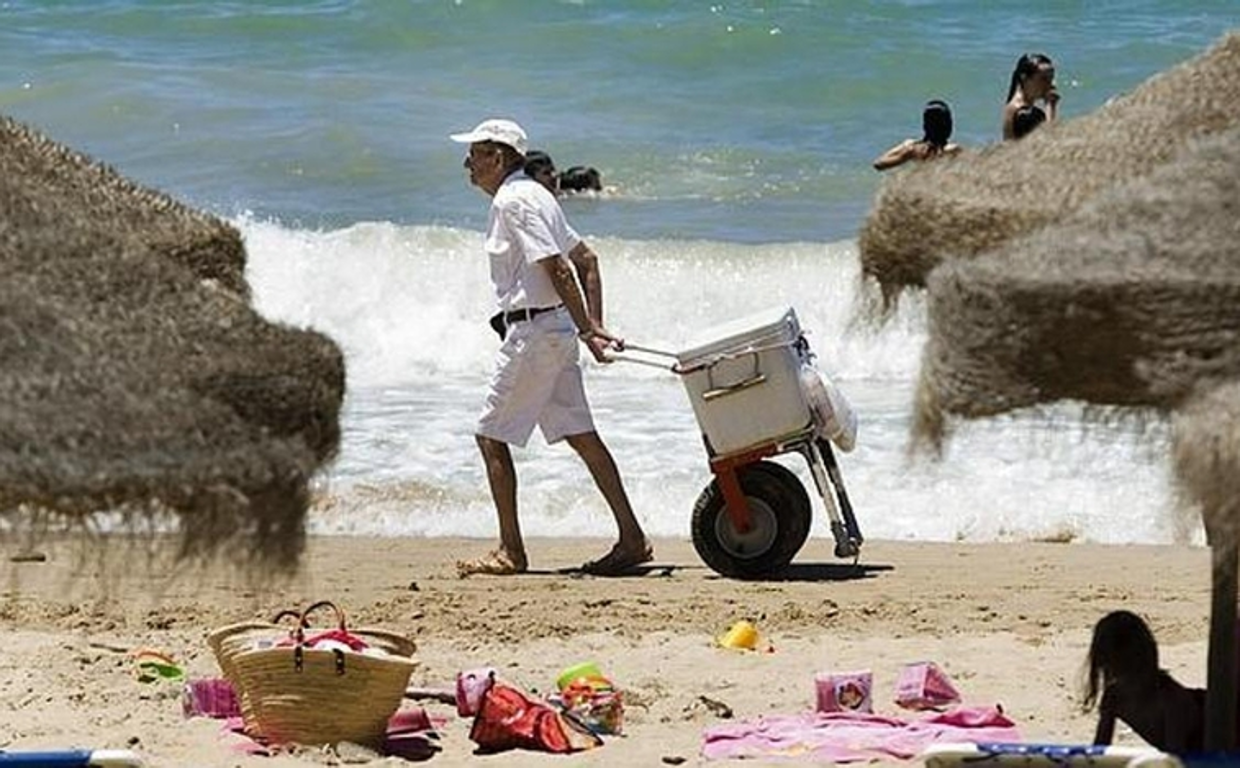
[2,1,1233,545]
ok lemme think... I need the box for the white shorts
[476,308,595,447]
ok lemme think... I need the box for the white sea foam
[241,217,1198,547]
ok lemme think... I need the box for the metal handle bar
[609,339,798,376]
[621,343,678,358]
[607,342,680,372]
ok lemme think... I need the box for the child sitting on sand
[1082,610,1205,755]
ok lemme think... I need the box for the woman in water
[872,99,962,171]
[1003,52,1059,140]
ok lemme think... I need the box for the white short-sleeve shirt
[485,171,582,311]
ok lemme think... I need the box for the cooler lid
[676,306,801,364]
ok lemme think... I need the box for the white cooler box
[676,306,813,457]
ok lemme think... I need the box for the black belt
[503,304,562,324]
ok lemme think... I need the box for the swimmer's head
[524,150,558,194]
[923,100,953,147]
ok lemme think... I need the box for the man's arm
[566,241,602,324]
[541,254,618,363]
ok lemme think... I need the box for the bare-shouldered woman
[873,100,962,171]
[1002,52,1059,140]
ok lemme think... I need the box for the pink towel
[223,706,447,759]
[182,677,241,719]
[702,705,1020,763]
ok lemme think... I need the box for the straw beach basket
[207,613,301,728]
[211,601,418,747]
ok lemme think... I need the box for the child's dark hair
[1007,52,1054,101]
[922,100,953,148]
[524,150,555,179]
[1082,610,1160,711]
[559,165,602,192]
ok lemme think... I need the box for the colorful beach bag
[469,682,601,754]
[456,667,497,717]
[894,661,962,711]
[815,669,874,713]
[220,600,418,748]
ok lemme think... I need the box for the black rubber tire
[691,460,812,579]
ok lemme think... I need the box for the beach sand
[0,535,1212,766]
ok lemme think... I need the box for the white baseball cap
[449,118,528,157]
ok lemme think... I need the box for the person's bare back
[1084,610,1205,755]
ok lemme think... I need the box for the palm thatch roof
[0,114,345,571]
[859,31,1240,306]
[1172,379,1240,748]
[910,118,1240,752]
[914,125,1240,446]
[882,33,1240,750]
[1175,382,1240,546]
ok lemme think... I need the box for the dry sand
[0,535,1213,766]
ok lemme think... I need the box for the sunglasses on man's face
[466,145,500,165]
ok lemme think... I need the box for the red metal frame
[707,441,783,534]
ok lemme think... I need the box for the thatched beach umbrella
[1175,382,1240,750]
[916,125,1240,749]
[859,31,1240,306]
[916,126,1240,443]
[0,114,345,571]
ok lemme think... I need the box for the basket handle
[270,608,310,628]
[294,600,348,643]
[292,601,350,676]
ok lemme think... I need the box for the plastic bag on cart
[799,363,857,452]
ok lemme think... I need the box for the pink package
[181,677,241,719]
[893,661,961,710]
[455,667,496,717]
[814,670,873,713]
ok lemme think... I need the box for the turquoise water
[1,3,1233,544]
[2,2,1234,240]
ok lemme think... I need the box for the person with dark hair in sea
[559,165,603,193]
[524,150,603,194]
[872,99,962,171]
[1003,52,1059,140]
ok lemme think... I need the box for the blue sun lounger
[0,750,143,767]
[920,741,1177,766]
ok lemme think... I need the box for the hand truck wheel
[691,460,811,579]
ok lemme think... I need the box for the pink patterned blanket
[702,705,1020,763]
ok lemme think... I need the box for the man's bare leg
[566,431,652,572]
[462,434,528,574]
